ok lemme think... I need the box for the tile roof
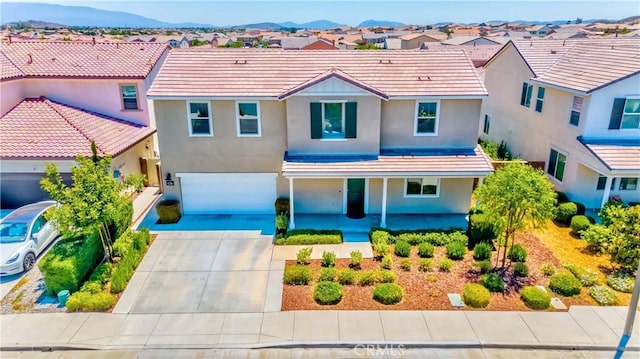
[279,68,388,100]
[0,51,23,80]
[0,41,169,80]
[578,137,640,172]
[421,43,502,67]
[0,97,155,159]
[149,49,487,98]
[282,146,494,177]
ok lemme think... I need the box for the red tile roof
[148,49,487,98]
[0,41,169,80]
[578,137,640,173]
[0,97,156,159]
[0,52,23,80]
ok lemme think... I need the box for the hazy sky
[6,0,640,26]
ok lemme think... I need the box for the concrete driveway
[113,231,283,314]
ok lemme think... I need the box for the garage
[177,173,277,214]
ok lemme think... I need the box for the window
[414,101,438,135]
[520,82,533,107]
[404,177,439,197]
[236,102,260,136]
[187,101,213,136]
[547,148,566,182]
[569,96,583,126]
[323,102,345,138]
[621,98,640,129]
[483,114,491,135]
[535,86,545,113]
[310,102,357,139]
[619,177,638,191]
[596,175,616,190]
[120,85,139,110]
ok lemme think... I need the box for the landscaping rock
[447,293,465,308]
[550,297,567,310]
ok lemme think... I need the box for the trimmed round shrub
[337,269,356,285]
[607,273,634,293]
[473,242,492,261]
[574,202,586,215]
[520,286,551,310]
[476,260,492,274]
[380,255,392,269]
[439,258,453,272]
[394,241,411,257]
[549,272,582,296]
[556,202,578,225]
[417,242,435,258]
[589,285,618,306]
[419,258,433,272]
[296,247,312,265]
[370,229,390,244]
[540,264,555,277]
[508,244,527,263]
[480,273,505,292]
[446,241,466,260]
[581,225,611,254]
[373,241,390,258]
[562,264,598,286]
[378,270,397,283]
[448,232,469,246]
[318,267,336,282]
[400,258,411,271]
[314,281,343,305]
[155,199,181,224]
[513,262,529,277]
[283,265,312,285]
[373,283,404,305]
[349,250,363,268]
[462,284,491,308]
[570,215,591,235]
[321,251,336,267]
[357,270,377,286]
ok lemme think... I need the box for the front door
[346,178,365,219]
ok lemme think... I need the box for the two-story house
[148,49,493,228]
[481,39,640,209]
[0,41,169,207]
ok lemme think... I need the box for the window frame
[520,82,533,108]
[547,148,567,183]
[620,97,640,130]
[483,114,491,135]
[403,177,440,198]
[186,101,213,137]
[119,83,140,111]
[235,101,261,137]
[569,96,583,127]
[413,100,440,136]
[619,177,638,191]
[321,100,346,140]
[534,86,545,113]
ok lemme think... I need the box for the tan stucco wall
[380,99,481,148]
[112,136,159,185]
[286,95,381,154]
[293,179,344,214]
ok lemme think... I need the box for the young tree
[607,205,640,272]
[474,162,557,269]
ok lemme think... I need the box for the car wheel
[23,252,36,272]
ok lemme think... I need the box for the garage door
[178,173,277,214]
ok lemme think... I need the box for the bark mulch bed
[281,231,596,311]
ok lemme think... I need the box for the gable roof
[0,51,23,80]
[0,41,169,80]
[578,137,640,173]
[0,97,155,159]
[278,68,389,100]
[149,49,487,98]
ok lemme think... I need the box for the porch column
[288,177,295,229]
[380,177,388,228]
[601,175,613,209]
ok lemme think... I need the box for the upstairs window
[187,101,213,136]
[120,84,139,110]
[414,101,439,135]
[310,102,357,139]
[405,177,439,197]
[236,102,261,136]
[569,96,583,126]
[547,148,566,182]
[483,114,491,135]
[323,102,344,138]
[609,98,640,130]
[520,82,533,107]
[535,86,545,113]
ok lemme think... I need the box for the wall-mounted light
[165,172,175,186]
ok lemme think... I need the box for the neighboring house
[148,50,493,227]
[399,33,440,49]
[383,38,402,50]
[481,39,640,209]
[442,36,501,46]
[237,35,263,47]
[301,38,338,50]
[0,41,169,208]
[527,25,553,37]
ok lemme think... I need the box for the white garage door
[178,173,277,214]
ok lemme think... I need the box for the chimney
[8,35,11,44]
[92,37,96,45]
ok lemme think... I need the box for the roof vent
[378,59,392,64]
[550,50,557,54]
[418,76,431,81]
[234,60,248,64]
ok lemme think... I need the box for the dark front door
[346,178,365,219]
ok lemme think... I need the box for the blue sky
[8,0,640,26]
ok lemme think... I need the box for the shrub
[296,247,312,265]
[397,233,427,245]
[110,229,150,294]
[462,284,491,308]
[321,251,336,267]
[275,215,288,231]
[562,264,598,286]
[380,255,392,269]
[476,260,492,274]
[439,258,453,272]
[370,229,390,244]
[394,241,411,257]
[574,202,586,215]
[469,213,496,243]
[318,267,336,282]
[281,230,342,245]
[400,258,411,271]
[556,202,578,225]
[540,264,555,277]
[520,286,551,310]
[448,231,469,246]
[155,199,181,224]
[349,250,363,269]
[314,281,343,305]
[275,197,290,216]
[570,215,591,235]
[373,241,390,258]
[508,244,527,263]
[88,262,112,285]
[79,280,103,294]
[357,270,377,286]
[337,269,356,285]
[549,272,582,296]
[110,197,134,240]
[473,242,492,261]
[123,173,146,193]
[581,225,611,254]
[419,258,433,272]
[607,273,634,293]
[446,241,466,260]
[513,262,529,277]
[39,232,104,295]
[66,292,115,312]
[417,242,434,258]
[283,265,312,285]
[373,283,404,305]
[589,285,618,306]
[425,232,450,246]
[377,270,396,283]
[480,273,505,292]
[555,191,570,203]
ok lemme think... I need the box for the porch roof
[578,136,640,173]
[282,146,494,177]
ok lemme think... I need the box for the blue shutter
[310,102,322,139]
[345,102,357,139]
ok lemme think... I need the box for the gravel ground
[0,265,66,314]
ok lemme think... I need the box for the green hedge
[39,231,104,295]
[110,229,150,294]
[275,229,342,245]
[66,292,115,312]
[369,228,467,246]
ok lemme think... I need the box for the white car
[0,201,59,276]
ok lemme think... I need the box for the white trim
[319,100,348,103]
[365,178,370,214]
[283,172,493,178]
[119,83,140,111]
[176,172,278,178]
[342,179,347,214]
[380,177,388,227]
[391,95,487,100]
[413,100,440,136]
[534,85,545,113]
[322,101,346,139]
[186,101,213,137]
[343,178,369,214]
[620,97,640,130]
[528,79,588,96]
[289,177,295,229]
[235,101,262,137]
[150,95,487,101]
[150,96,277,101]
[403,177,441,198]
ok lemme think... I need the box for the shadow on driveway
[137,210,275,235]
